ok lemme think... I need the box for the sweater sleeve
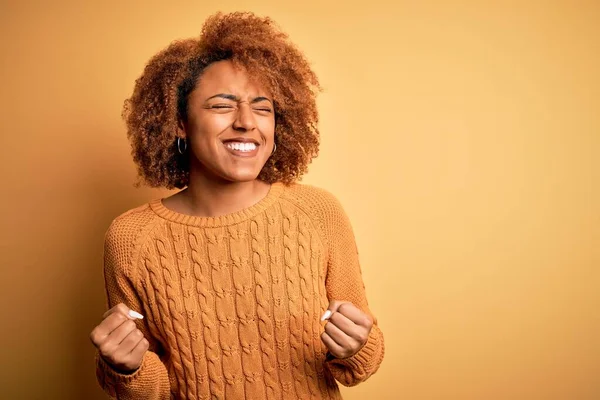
[319,191,385,386]
[96,213,171,400]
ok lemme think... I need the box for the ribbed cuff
[97,352,146,384]
[325,328,383,386]
[96,351,170,400]
[330,331,378,370]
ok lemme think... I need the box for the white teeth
[226,142,257,152]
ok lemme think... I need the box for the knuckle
[102,351,117,364]
[357,331,368,343]
[89,330,99,344]
[122,353,133,363]
[114,313,126,323]
[98,341,108,353]
[325,323,336,335]
[342,337,353,349]
[125,354,141,368]
[98,342,113,357]
[330,313,342,326]
[112,348,125,362]
[131,353,142,364]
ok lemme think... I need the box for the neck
[177,170,271,218]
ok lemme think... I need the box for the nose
[232,102,256,132]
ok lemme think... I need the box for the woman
[90,12,384,400]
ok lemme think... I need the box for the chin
[221,168,262,183]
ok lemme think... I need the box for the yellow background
[1,1,598,399]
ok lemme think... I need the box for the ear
[177,118,186,138]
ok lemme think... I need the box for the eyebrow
[206,93,272,104]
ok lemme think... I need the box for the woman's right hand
[89,303,149,373]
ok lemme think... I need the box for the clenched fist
[321,300,373,359]
[90,303,149,373]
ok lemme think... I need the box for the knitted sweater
[96,183,384,400]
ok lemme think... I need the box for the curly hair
[122,12,322,189]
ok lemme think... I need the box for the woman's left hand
[320,300,373,359]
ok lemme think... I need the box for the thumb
[321,300,349,321]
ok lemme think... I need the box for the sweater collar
[150,182,285,227]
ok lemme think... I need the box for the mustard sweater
[96,183,384,399]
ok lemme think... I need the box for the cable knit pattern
[96,183,384,399]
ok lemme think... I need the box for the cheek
[196,113,233,133]
[189,118,229,147]
[258,117,276,141]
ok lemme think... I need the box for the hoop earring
[177,137,187,154]
[271,143,277,155]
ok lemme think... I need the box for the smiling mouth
[224,141,258,152]
[222,140,260,157]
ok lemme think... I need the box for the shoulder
[280,183,345,213]
[279,183,352,238]
[104,202,161,264]
[105,203,157,241]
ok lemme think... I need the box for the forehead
[194,60,272,98]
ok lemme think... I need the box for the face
[181,60,276,183]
